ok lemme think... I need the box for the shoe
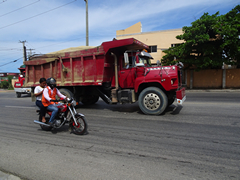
[48,122,53,127]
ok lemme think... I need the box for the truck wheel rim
[143,93,160,110]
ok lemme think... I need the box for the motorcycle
[34,98,88,135]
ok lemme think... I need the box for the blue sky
[0,0,239,72]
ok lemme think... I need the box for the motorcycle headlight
[72,100,76,106]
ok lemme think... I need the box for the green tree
[162,5,240,70]
[216,5,240,66]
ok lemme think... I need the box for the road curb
[0,89,15,92]
[186,89,240,92]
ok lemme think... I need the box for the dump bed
[24,38,149,87]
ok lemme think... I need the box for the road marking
[5,106,35,109]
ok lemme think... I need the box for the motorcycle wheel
[39,114,53,131]
[70,116,88,135]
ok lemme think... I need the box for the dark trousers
[36,100,46,117]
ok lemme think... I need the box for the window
[171,43,182,47]
[122,55,136,69]
[149,45,157,53]
[138,56,152,67]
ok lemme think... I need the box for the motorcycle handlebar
[50,99,59,102]
[50,98,72,103]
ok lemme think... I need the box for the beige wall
[116,22,183,64]
[226,69,240,88]
[193,70,223,88]
[116,22,142,36]
[12,79,18,87]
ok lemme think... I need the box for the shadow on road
[17,94,31,98]
[36,125,70,134]
[76,100,183,116]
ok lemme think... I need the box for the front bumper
[14,87,31,94]
[176,87,186,105]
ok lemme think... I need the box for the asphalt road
[0,90,239,180]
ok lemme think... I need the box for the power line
[0,0,77,30]
[36,34,116,49]
[0,0,40,18]
[0,57,22,67]
[0,48,22,51]
[26,42,42,54]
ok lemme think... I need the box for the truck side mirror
[124,53,129,64]
[157,60,161,66]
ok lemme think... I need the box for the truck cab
[118,50,151,88]
[116,49,185,115]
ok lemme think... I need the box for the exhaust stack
[34,120,51,127]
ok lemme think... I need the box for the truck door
[118,56,136,89]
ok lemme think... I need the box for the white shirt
[43,86,66,102]
[34,86,44,101]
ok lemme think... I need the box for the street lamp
[84,0,89,46]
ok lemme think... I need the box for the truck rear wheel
[81,95,99,105]
[59,88,73,99]
[139,87,168,115]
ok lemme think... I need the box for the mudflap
[176,87,186,105]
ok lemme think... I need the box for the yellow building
[116,22,183,64]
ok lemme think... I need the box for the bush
[0,75,14,90]
[7,75,14,90]
[0,81,9,89]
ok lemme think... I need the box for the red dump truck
[24,38,185,115]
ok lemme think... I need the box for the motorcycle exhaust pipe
[34,120,51,127]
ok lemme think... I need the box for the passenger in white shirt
[34,78,47,123]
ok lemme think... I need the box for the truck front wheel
[139,87,168,115]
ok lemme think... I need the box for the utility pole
[84,0,89,46]
[19,40,27,62]
[27,48,35,60]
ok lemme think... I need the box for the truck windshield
[138,56,152,67]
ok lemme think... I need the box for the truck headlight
[171,78,177,85]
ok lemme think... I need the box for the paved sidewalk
[185,89,240,92]
[0,171,21,180]
[0,89,15,92]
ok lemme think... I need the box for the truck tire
[16,92,21,98]
[59,88,73,99]
[81,95,99,105]
[139,87,168,115]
